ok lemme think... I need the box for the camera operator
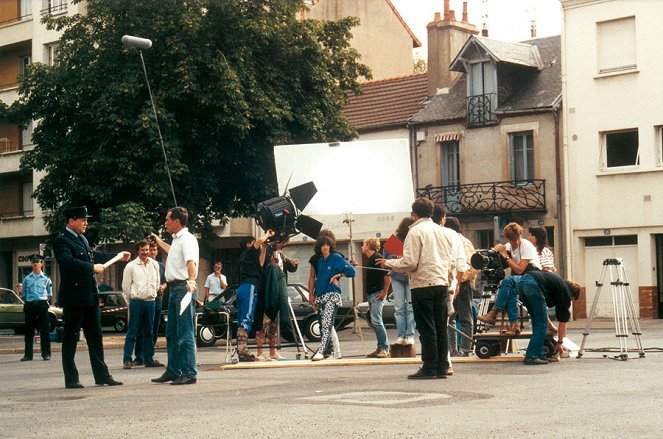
[479,222,541,336]
[486,271,580,365]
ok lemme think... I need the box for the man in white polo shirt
[204,262,227,303]
[149,207,199,385]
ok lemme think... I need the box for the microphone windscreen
[121,35,152,50]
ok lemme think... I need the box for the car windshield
[0,289,22,305]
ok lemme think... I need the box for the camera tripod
[577,258,645,360]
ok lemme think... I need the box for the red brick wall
[639,286,658,319]
[573,286,587,319]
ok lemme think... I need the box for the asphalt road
[1,321,662,438]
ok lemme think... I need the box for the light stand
[344,213,364,345]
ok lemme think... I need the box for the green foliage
[13,0,370,243]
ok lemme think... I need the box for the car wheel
[114,317,127,333]
[48,313,57,333]
[303,316,321,342]
[197,325,217,347]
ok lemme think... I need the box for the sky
[390,0,563,58]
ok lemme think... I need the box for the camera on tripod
[470,249,506,285]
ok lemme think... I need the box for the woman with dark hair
[307,229,342,358]
[529,227,556,273]
[310,234,356,361]
[384,217,416,345]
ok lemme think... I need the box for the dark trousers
[62,305,110,385]
[24,300,51,358]
[134,295,162,362]
[411,285,449,374]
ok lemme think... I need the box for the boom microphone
[121,35,152,50]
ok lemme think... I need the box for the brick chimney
[427,0,479,96]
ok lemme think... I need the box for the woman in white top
[528,227,556,273]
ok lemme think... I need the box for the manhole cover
[300,391,452,407]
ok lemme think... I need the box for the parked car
[357,293,396,327]
[193,284,355,347]
[98,291,129,332]
[0,288,64,333]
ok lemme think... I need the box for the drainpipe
[560,10,573,279]
[408,121,419,191]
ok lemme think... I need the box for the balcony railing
[467,93,497,126]
[417,179,546,216]
[41,1,68,16]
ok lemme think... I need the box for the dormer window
[467,61,497,125]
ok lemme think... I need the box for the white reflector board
[274,139,414,215]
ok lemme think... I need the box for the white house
[561,0,663,319]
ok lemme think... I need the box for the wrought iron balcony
[417,179,546,216]
[467,93,497,126]
[41,1,68,16]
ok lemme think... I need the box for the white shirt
[505,238,542,270]
[165,227,199,282]
[385,218,457,290]
[204,273,227,297]
[122,257,160,300]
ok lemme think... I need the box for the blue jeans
[518,275,548,360]
[134,294,162,362]
[368,292,388,350]
[448,281,474,352]
[494,276,521,322]
[392,278,415,338]
[165,284,197,378]
[123,299,155,364]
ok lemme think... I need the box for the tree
[14,0,370,243]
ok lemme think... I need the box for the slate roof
[451,36,543,71]
[344,73,428,131]
[411,35,561,125]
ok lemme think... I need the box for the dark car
[98,291,129,332]
[0,288,64,333]
[357,293,396,327]
[194,284,354,347]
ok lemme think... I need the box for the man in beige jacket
[377,198,456,379]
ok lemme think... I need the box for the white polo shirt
[165,227,199,282]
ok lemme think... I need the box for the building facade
[304,0,420,81]
[0,0,90,292]
[410,10,564,272]
[561,0,663,318]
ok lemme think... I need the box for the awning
[434,133,461,142]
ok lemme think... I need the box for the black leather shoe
[171,376,197,385]
[65,382,84,389]
[152,373,177,383]
[42,355,51,361]
[20,357,32,362]
[407,368,437,380]
[96,376,123,386]
[436,370,449,379]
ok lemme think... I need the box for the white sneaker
[405,336,415,345]
[395,336,406,345]
[311,352,324,361]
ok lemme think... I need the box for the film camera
[256,181,322,241]
[470,249,507,284]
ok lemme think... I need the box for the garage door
[583,236,639,318]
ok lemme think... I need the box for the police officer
[54,206,131,388]
[20,254,53,361]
